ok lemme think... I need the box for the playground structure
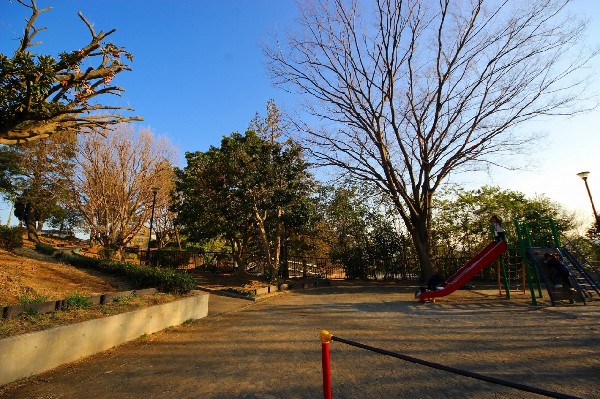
[417,240,507,302]
[418,216,600,305]
[514,217,600,305]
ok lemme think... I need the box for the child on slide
[415,273,446,298]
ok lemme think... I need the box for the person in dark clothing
[427,273,445,291]
[490,215,506,242]
[544,253,575,290]
[415,273,446,298]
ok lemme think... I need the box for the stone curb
[195,279,332,301]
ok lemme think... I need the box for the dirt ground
[1,284,599,399]
[0,247,126,306]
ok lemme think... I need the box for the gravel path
[2,285,599,399]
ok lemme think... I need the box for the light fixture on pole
[147,187,159,264]
[576,171,599,228]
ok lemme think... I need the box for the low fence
[137,249,507,282]
[319,330,582,399]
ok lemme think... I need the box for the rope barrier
[320,331,582,399]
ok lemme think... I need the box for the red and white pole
[321,330,333,399]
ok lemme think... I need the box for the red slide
[418,240,508,302]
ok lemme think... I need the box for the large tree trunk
[229,237,250,275]
[254,208,275,279]
[410,227,436,282]
[24,204,39,243]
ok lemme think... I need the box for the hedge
[58,253,196,294]
[35,242,55,255]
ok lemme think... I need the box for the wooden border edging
[2,289,160,319]
[0,292,209,386]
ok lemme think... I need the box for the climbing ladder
[514,216,596,306]
[526,247,587,306]
[561,243,600,300]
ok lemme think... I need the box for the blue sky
[1,0,299,154]
[1,0,599,229]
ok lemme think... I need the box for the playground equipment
[417,215,599,305]
[515,217,600,306]
[418,240,507,302]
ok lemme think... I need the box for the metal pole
[321,330,333,399]
[582,178,599,228]
[147,187,158,264]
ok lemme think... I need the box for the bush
[19,293,47,304]
[61,253,196,294]
[0,226,23,250]
[64,291,90,309]
[35,242,55,255]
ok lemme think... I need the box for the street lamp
[576,171,599,228]
[147,187,159,264]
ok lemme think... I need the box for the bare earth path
[2,285,600,399]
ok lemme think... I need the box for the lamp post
[147,187,159,264]
[576,171,599,228]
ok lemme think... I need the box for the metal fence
[138,248,505,282]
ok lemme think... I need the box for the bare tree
[265,0,597,278]
[0,0,140,144]
[69,125,176,258]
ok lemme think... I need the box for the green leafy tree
[368,212,403,280]
[322,187,371,279]
[432,185,576,257]
[173,130,315,278]
[0,132,77,242]
[0,0,140,144]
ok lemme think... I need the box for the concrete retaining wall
[0,292,209,386]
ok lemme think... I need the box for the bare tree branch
[0,0,141,144]
[265,0,598,277]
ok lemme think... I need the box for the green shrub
[19,293,47,304]
[61,253,196,294]
[0,226,23,250]
[35,242,55,255]
[99,247,116,259]
[220,287,256,298]
[64,291,90,309]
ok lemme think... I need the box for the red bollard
[321,330,333,399]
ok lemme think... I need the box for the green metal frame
[513,216,565,305]
[514,220,539,305]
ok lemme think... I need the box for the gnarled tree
[265,0,597,279]
[0,0,140,144]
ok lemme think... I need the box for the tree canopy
[0,133,77,242]
[0,0,140,144]
[173,129,315,278]
[432,185,577,257]
[265,0,597,279]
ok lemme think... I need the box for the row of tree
[0,105,593,278]
[0,126,176,258]
[2,0,598,280]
